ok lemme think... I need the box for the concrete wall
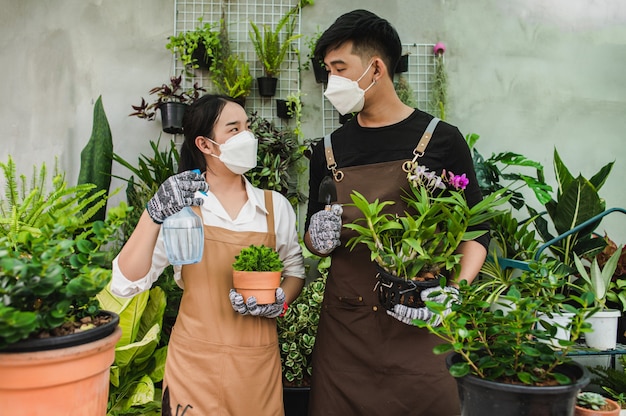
[2,0,625,243]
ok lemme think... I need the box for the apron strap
[324,117,441,179]
[323,134,344,182]
[263,189,275,237]
[403,117,441,172]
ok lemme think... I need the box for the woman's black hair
[314,9,402,80]
[178,94,238,173]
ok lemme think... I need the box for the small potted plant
[165,17,221,70]
[0,156,129,415]
[573,247,623,350]
[344,160,508,312]
[232,244,283,304]
[575,392,621,415]
[249,9,301,96]
[129,74,206,134]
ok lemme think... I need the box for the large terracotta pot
[233,270,281,304]
[0,317,121,415]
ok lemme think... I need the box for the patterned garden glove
[229,289,249,315]
[387,286,459,327]
[308,204,343,255]
[246,287,286,318]
[146,170,209,224]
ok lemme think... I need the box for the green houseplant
[529,148,614,274]
[249,8,301,97]
[166,17,220,70]
[0,155,130,415]
[344,161,508,311]
[575,392,621,415]
[129,74,206,134]
[210,18,252,103]
[416,259,595,415]
[573,247,623,350]
[232,244,283,305]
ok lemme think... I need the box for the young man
[304,9,489,415]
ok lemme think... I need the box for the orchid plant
[345,162,508,281]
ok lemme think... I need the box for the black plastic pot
[311,58,328,84]
[375,264,441,311]
[191,42,212,69]
[283,386,310,416]
[276,99,294,119]
[159,102,187,134]
[257,76,278,97]
[338,112,356,125]
[446,353,590,416]
[1,311,120,353]
[395,54,409,73]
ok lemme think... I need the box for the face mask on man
[323,60,376,115]
[206,130,258,175]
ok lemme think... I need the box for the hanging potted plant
[165,17,221,71]
[344,161,508,312]
[416,259,596,415]
[302,29,327,84]
[129,74,206,134]
[0,156,129,415]
[232,244,283,304]
[249,8,301,97]
[210,18,253,105]
[394,51,410,73]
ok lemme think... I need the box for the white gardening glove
[308,204,343,254]
[146,170,209,224]
[229,288,286,318]
[387,286,459,326]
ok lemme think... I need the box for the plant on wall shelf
[430,42,447,120]
[394,74,416,107]
[165,17,221,71]
[210,18,252,102]
[129,75,206,134]
[249,8,301,97]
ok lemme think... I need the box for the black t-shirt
[305,109,490,249]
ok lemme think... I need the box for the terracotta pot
[575,398,621,416]
[0,325,121,415]
[233,270,281,304]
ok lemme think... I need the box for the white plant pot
[489,296,516,314]
[584,309,621,350]
[537,311,575,348]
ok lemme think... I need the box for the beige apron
[162,190,284,416]
[309,132,460,415]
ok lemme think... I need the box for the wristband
[279,302,289,317]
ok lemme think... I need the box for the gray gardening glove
[146,170,209,224]
[229,289,249,315]
[246,287,286,318]
[387,286,459,327]
[308,204,343,254]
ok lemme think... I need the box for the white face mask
[207,130,258,175]
[323,61,376,115]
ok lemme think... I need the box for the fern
[0,156,108,242]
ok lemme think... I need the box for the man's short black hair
[314,9,402,79]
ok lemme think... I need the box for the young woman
[111,94,305,415]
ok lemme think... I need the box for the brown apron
[309,134,461,415]
[162,190,284,416]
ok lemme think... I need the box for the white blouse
[111,178,305,298]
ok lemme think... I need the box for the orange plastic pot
[0,326,121,415]
[233,270,281,304]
